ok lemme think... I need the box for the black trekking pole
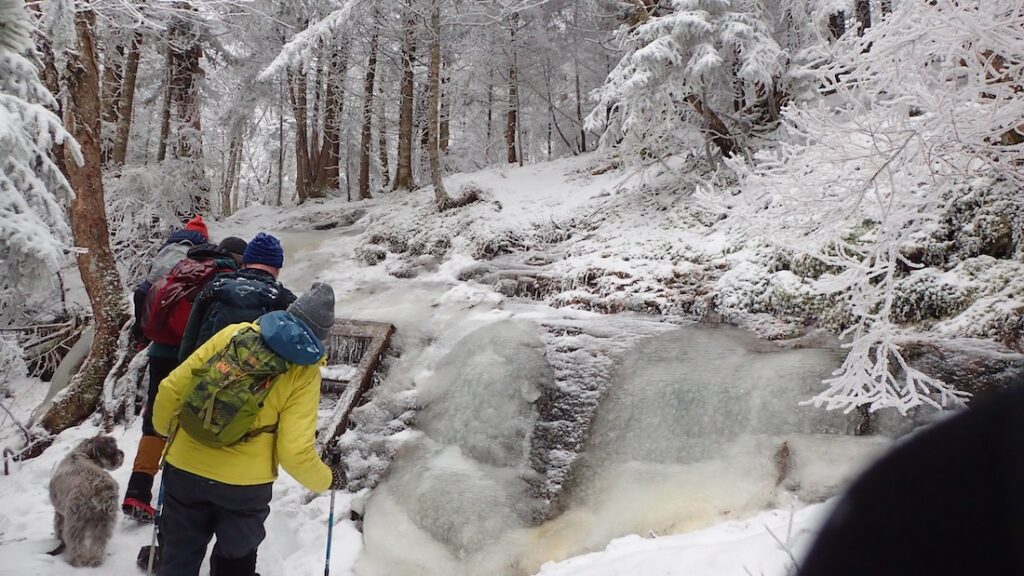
[324,447,342,576]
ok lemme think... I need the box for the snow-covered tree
[713,0,1024,414]
[588,0,795,160]
[0,0,78,325]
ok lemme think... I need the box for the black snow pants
[158,464,273,576]
[125,355,180,505]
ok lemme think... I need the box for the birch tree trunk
[359,15,381,200]
[428,1,452,209]
[393,1,416,191]
[42,7,128,436]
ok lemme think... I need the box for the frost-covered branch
[258,0,363,80]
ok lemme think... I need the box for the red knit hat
[184,215,209,240]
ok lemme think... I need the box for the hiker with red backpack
[122,234,248,522]
[152,283,343,576]
[130,215,211,348]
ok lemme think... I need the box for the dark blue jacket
[177,268,296,363]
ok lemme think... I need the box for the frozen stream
[244,226,890,576]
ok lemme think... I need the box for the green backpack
[178,327,289,448]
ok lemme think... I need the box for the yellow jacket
[153,321,332,492]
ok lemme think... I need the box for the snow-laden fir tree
[587,0,795,160]
[0,0,79,324]
[713,0,1024,414]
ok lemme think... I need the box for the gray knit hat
[288,282,335,342]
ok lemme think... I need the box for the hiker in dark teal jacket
[178,233,296,363]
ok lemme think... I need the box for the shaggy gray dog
[48,434,124,567]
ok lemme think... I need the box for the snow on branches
[259,0,363,80]
[0,0,80,322]
[709,0,1024,414]
[587,0,790,160]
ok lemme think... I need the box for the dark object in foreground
[136,545,161,572]
[798,373,1024,576]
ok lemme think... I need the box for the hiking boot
[122,498,157,523]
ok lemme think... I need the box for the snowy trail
[0,421,362,576]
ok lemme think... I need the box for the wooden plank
[318,319,395,454]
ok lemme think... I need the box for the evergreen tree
[0,0,78,324]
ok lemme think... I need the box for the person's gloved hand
[330,462,347,490]
[326,447,345,490]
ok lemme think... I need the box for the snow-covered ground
[0,422,363,576]
[535,504,830,576]
[2,153,1017,575]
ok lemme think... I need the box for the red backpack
[143,258,228,346]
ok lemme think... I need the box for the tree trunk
[505,13,519,164]
[359,17,380,200]
[111,31,142,168]
[683,94,738,157]
[221,128,243,216]
[288,69,311,202]
[318,43,348,191]
[157,45,173,162]
[378,92,390,188]
[439,59,450,153]
[28,9,68,176]
[855,0,871,36]
[277,78,285,206]
[417,81,430,177]
[828,11,846,43]
[575,60,586,154]
[170,16,208,213]
[42,7,128,436]
[393,0,416,191]
[486,68,494,162]
[99,39,124,165]
[428,1,452,209]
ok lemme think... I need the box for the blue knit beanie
[243,232,284,269]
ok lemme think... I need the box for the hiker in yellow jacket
[152,282,340,576]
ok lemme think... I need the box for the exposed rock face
[901,338,1024,398]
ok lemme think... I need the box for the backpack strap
[241,424,277,441]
